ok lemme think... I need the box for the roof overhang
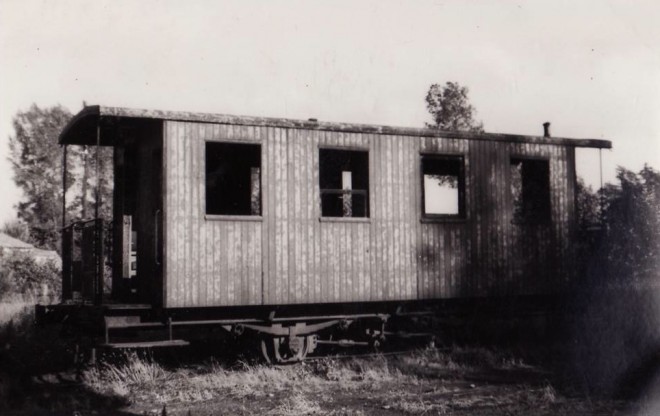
[59,105,613,149]
[58,105,100,145]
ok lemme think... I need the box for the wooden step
[100,339,190,349]
[104,303,152,311]
[104,316,171,345]
[105,316,165,329]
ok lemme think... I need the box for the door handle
[154,209,161,266]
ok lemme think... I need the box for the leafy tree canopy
[8,104,72,250]
[578,165,660,283]
[599,165,660,281]
[1,220,31,243]
[425,82,484,132]
[7,104,113,251]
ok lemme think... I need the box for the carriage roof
[59,105,612,150]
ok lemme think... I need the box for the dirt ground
[2,302,659,415]
[1,347,645,416]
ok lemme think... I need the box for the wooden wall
[162,121,576,308]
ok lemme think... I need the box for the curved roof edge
[58,105,100,145]
[60,105,612,149]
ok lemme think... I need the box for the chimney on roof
[543,122,551,138]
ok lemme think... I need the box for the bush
[568,166,660,396]
[576,165,660,285]
[598,166,660,282]
[0,252,60,302]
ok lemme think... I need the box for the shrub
[0,252,60,302]
[583,166,660,284]
[569,166,660,396]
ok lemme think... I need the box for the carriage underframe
[36,294,560,364]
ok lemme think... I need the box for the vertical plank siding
[163,121,577,308]
[164,121,263,307]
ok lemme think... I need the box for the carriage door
[113,121,164,305]
[134,139,164,305]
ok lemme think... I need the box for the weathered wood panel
[164,121,263,307]
[163,120,579,308]
[417,137,469,299]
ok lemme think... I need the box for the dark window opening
[422,155,465,218]
[319,149,369,217]
[510,158,551,224]
[206,142,261,216]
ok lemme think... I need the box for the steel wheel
[260,336,310,364]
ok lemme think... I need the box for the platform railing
[61,219,106,305]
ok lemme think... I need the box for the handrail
[61,218,106,231]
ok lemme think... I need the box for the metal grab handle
[155,209,161,266]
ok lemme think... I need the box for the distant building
[0,232,61,266]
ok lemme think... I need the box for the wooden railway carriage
[46,105,611,362]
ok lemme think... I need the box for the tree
[1,219,32,243]
[8,104,73,250]
[577,165,660,284]
[425,82,484,132]
[69,145,113,221]
[576,178,601,230]
[569,166,660,396]
[597,165,660,281]
[8,104,114,252]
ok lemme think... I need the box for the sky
[0,0,658,225]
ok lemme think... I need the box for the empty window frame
[319,148,369,218]
[421,155,465,218]
[206,142,261,216]
[510,158,551,224]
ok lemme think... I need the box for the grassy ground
[0,300,655,415]
[79,348,634,416]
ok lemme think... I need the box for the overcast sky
[0,0,658,225]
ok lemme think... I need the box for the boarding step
[105,315,166,329]
[104,315,174,345]
[101,339,190,349]
[103,303,153,312]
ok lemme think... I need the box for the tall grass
[565,283,660,397]
[0,300,32,326]
[81,345,533,409]
[0,293,39,326]
[1,326,625,415]
[270,392,322,415]
[0,296,69,412]
[84,352,168,398]
[83,351,411,405]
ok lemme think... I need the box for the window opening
[319,149,369,217]
[422,155,465,218]
[206,142,261,216]
[510,158,551,224]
